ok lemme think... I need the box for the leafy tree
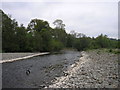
[2,10,18,52]
[53,19,65,30]
[2,9,119,52]
[108,38,118,48]
[33,31,43,52]
[15,24,27,52]
[89,40,99,49]
[27,19,52,52]
[96,34,111,48]
[70,30,86,38]
[66,34,75,48]
[40,28,52,51]
[50,39,64,51]
[52,20,67,47]
[25,32,35,52]
[27,19,50,33]
[74,36,91,51]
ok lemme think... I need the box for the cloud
[2,0,119,2]
[1,1,118,38]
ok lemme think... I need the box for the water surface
[2,50,81,88]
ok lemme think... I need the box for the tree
[74,36,91,51]
[27,19,50,33]
[53,19,65,30]
[2,10,19,52]
[27,19,52,52]
[50,39,64,51]
[96,34,111,48]
[33,31,43,52]
[52,19,67,47]
[40,29,52,51]
[15,24,27,52]
[66,34,75,48]
[70,30,86,38]
[2,9,118,52]
[51,28,67,47]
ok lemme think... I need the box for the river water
[2,50,81,88]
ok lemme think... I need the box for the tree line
[1,10,119,52]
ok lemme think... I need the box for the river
[2,50,81,88]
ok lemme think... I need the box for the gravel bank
[48,50,119,88]
[1,53,49,63]
[2,53,37,60]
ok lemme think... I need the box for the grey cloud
[1,1,118,38]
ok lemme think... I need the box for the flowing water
[2,50,81,88]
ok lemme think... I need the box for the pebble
[48,50,119,88]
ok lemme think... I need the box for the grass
[107,49,120,54]
[86,48,120,54]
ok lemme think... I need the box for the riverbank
[1,52,49,63]
[48,49,119,88]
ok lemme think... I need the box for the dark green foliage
[96,34,111,48]
[14,24,28,52]
[40,29,52,52]
[27,19,49,32]
[73,37,90,51]
[109,49,112,52]
[66,34,75,48]
[50,40,64,51]
[107,49,120,54]
[51,28,67,47]
[2,10,18,52]
[2,10,119,52]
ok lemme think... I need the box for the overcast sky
[1,0,119,38]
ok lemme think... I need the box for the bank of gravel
[2,53,37,60]
[48,49,119,88]
[1,53,49,63]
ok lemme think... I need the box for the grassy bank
[86,48,120,54]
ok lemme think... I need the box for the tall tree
[2,10,18,52]
[27,19,49,33]
[53,19,65,30]
[15,24,27,52]
[96,34,111,48]
[27,19,52,52]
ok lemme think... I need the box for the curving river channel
[2,50,81,88]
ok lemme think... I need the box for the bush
[109,49,112,52]
[50,40,64,52]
